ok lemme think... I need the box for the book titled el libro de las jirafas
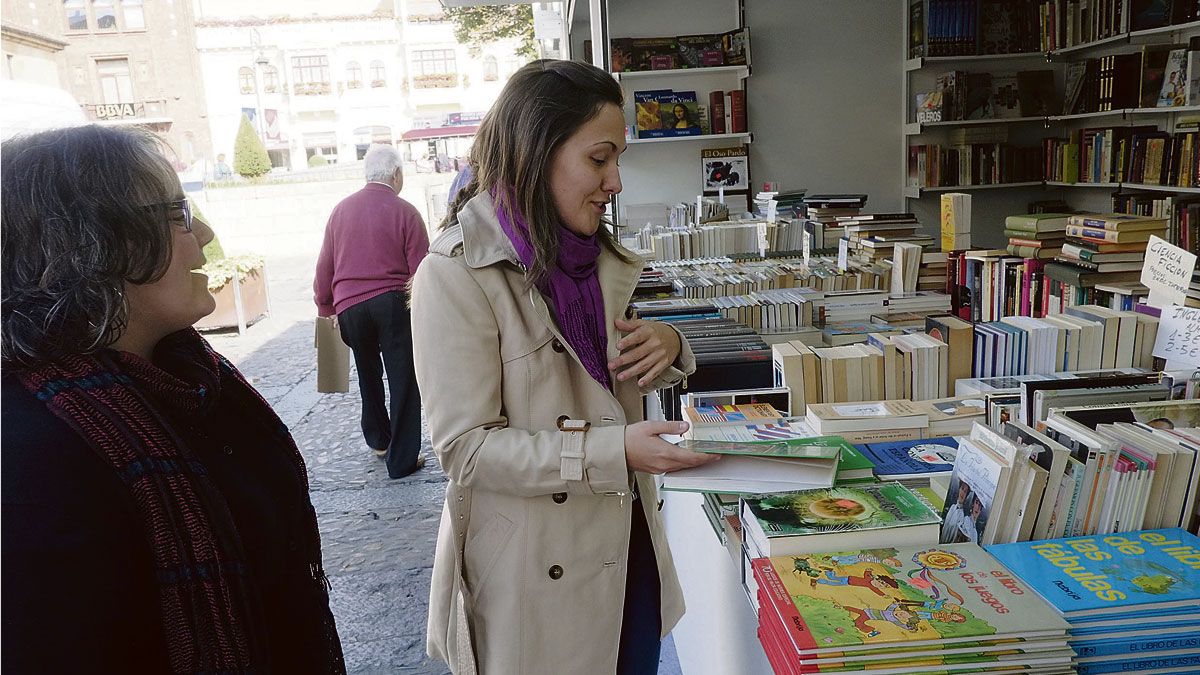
[988,528,1200,620]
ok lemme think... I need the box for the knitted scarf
[16,329,340,674]
[496,199,611,390]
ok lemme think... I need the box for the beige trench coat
[410,192,695,675]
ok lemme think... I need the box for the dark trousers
[617,502,662,674]
[337,291,422,478]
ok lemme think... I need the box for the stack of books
[940,192,971,252]
[868,332,949,401]
[806,400,929,444]
[917,250,948,292]
[803,194,868,249]
[1006,213,1070,260]
[1046,213,1169,312]
[874,290,954,325]
[855,437,958,489]
[752,542,1074,675]
[989,529,1200,675]
[822,289,889,323]
[839,213,933,266]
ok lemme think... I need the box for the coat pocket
[463,511,516,592]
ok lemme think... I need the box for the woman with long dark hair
[412,59,718,674]
[1,125,344,673]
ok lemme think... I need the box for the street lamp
[253,52,270,142]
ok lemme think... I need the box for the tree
[232,114,271,179]
[444,5,537,59]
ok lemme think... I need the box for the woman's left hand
[609,318,681,387]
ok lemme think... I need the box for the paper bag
[315,316,351,393]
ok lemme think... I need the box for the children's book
[857,437,959,481]
[684,402,784,427]
[752,542,1069,655]
[987,528,1200,620]
[742,482,942,557]
[1158,48,1188,107]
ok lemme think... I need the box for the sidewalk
[205,252,449,674]
[206,250,684,674]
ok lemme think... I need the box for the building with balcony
[193,0,528,175]
[194,0,409,172]
[36,0,213,167]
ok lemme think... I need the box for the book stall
[571,2,1200,673]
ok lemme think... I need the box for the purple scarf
[496,200,611,391]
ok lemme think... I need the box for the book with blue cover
[857,437,958,481]
[987,528,1200,620]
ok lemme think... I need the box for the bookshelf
[596,0,751,228]
[614,64,750,81]
[626,131,752,145]
[902,3,1200,247]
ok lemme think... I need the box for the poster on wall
[701,145,749,197]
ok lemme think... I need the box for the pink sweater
[313,183,430,316]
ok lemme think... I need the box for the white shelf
[1049,105,1200,122]
[1048,21,1200,57]
[1129,20,1200,40]
[614,65,749,81]
[906,180,1200,196]
[1046,181,1120,188]
[904,181,1043,198]
[905,116,1045,135]
[626,132,751,145]
[1121,183,1200,194]
[905,52,1045,72]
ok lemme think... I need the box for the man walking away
[314,143,429,478]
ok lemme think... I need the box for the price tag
[757,221,769,257]
[1153,304,1200,368]
[718,186,725,204]
[837,237,849,272]
[1142,235,1197,308]
[802,230,811,265]
[766,199,778,224]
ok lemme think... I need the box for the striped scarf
[17,329,342,674]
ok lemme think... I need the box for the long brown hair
[442,59,631,285]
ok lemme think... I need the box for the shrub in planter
[232,114,271,179]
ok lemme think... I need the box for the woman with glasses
[1,125,345,673]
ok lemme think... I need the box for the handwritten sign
[837,237,849,272]
[1153,304,1200,368]
[1142,235,1197,308]
[802,229,811,264]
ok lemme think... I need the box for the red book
[708,91,726,134]
[729,88,747,133]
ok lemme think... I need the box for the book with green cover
[1004,213,1071,233]
[677,436,846,461]
[837,442,876,482]
[741,483,943,557]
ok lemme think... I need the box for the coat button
[223,445,233,456]
[624,306,635,319]
[551,339,565,353]
[548,565,563,580]
[552,492,567,504]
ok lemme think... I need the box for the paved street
[205,252,450,674]
[205,243,683,675]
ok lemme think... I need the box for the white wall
[590,0,905,223]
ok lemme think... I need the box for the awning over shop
[400,125,478,141]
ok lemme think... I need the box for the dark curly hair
[2,125,181,366]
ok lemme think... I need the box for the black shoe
[388,455,425,479]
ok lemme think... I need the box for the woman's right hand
[624,421,721,475]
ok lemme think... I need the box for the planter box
[195,266,269,333]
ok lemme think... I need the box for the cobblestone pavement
[205,253,450,674]
[205,251,683,675]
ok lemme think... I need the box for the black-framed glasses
[143,199,193,233]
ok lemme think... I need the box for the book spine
[729,89,747,134]
[708,91,726,135]
[752,558,817,652]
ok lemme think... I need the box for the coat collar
[454,190,644,391]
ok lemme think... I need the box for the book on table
[662,432,841,495]
[987,528,1200,623]
[806,400,929,435]
[752,542,1071,669]
[856,437,958,485]
[683,402,786,428]
[740,481,942,559]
